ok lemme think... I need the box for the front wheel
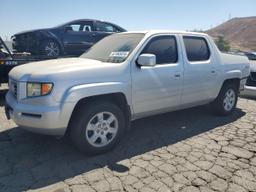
[41,40,60,57]
[69,101,126,154]
[211,83,238,115]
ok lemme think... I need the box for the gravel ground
[0,87,256,192]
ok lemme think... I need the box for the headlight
[27,82,53,97]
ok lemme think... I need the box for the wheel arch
[65,92,131,136]
[222,78,240,91]
[215,77,240,100]
[211,77,240,115]
[38,31,64,54]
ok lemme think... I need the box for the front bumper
[5,91,75,136]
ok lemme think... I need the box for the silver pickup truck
[5,31,250,154]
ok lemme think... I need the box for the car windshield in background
[80,33,145,63]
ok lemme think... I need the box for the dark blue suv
[12,19,126,57]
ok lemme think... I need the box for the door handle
[174,73,181,78]
[91,33,96,37]
[211,67,216,74]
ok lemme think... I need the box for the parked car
[244,52,256,60]
[6,31,250,154]
[12,19,126,57]
[0,36,60,84]
[240,56,256,97]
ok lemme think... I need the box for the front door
[132,35,183,117]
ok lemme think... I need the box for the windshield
[80,33,145,63]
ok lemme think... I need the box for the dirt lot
[0,88,256,192]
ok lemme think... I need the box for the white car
[5,31,250,154]
[241,60,256,97]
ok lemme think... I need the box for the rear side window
[68,24,81,32]
[67,21,93,32]
[95,22,120,32]
[141,36,178,64]
[183,36,210,62]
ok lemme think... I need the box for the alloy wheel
[44,41,60,56]
[223,88,236,111]
[85,112,119,147]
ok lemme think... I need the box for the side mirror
[65,26,73,32]
[137,54,156,67]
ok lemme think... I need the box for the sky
[0,0,255,40]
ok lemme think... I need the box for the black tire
[211,83,238,116]
[40,40,60,57]
[69,101,126,155]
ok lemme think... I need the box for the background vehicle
[244,52,256,60]
[6,31,250,154]
[0,36,62,84]
[241,54,256,97]
[12,19,126,57]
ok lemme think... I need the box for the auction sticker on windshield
[109,51,129,58]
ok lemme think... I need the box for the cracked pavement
[0,88,256,192]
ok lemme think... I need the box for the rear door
[181,35,219,106]
[132,35,183,117]
[62,21,96,55]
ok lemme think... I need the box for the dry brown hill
[206,16,256,51]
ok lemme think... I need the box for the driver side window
[141,36,178,64]
[67,22,93,32]
[68,24,81,32]
[95,22,120,32]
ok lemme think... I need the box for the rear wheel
[211,83,238,115]
[41,40,60,57]
[69,101,125,154]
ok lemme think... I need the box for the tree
[215,36,231,52]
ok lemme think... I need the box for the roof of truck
[122,30,208,36]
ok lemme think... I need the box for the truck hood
[9,58,124,82]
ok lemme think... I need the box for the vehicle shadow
[0,102,245,191]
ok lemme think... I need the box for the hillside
[206,16,256,51]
